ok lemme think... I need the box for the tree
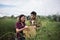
[11,15,14,18]
[27,16,30,20]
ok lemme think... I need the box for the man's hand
[33,26,36,29]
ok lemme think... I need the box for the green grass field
[0,18,60,40]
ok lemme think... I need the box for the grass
[0,18,60,40]
[0,18,16,37]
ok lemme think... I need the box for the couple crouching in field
[15,11,41,40]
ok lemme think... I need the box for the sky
[0,0,60,17]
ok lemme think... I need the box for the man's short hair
[31,11,37,16]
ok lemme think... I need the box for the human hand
[24,26,28,29]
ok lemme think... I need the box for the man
[30,11,42,39]
[25,11,41,38]
[30,11,41,29]
[26,11,41,31]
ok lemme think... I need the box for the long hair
[18,14,25,23]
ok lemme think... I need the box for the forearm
[16,28,25,33]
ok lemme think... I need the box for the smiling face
[20,16,25,22]
[30,14,36,20]
[30,11,37,20]
[19,15,26,23]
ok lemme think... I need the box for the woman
[16,15,27,40]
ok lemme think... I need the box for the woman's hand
[24,26,28,29]
[24,26,30,31]
[16,26,28,33]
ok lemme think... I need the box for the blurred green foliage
[0,16,60,40]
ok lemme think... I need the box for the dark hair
[19,14,25,22]
[31,11,37,16]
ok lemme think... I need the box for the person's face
[31,14,36,19]
[20,16,25,22]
